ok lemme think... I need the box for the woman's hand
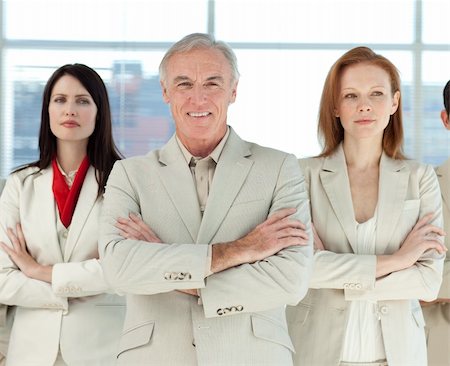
[393,213,447,268]
[0,223,52,283]
[377,213,446,277]
[116,213,162,243]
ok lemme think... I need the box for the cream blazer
[422,159,450,365]
[435,159,450,299]
[99,128,313,366]
[0,166,125,366]
[286,145,444,366]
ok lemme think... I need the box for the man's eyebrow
[173,76,191,84]
[205,75,224,83]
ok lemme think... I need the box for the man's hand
[211,208,309,273]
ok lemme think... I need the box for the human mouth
[61,120,80,128]
[187,112,211,118]
[355,119,374,125]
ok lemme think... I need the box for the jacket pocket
[117,321,155,358]
[251,315,295,353]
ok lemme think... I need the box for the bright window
[0,0,449,176]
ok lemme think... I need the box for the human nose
[358,97,372,112]
[188,85,206,104]
[64,102,77,116]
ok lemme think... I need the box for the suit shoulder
[10,166,41,183]
[402,159,434,177]
[247,142,297,168]
[298,156,323,172]
[113,151,160,171]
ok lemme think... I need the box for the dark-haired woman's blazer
[286,144,444,366]
[0,166,124,365]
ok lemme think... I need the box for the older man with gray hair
[99,33,312,365]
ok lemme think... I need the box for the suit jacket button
[380,305,388,314]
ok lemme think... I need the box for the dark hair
[15,63,123,196]
[318,46,405,159]
[443,79,450,116]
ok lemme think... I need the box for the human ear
[160,81,170,104]
[230,80,238,104]
[441,109,450,130]
[390,91,400,115]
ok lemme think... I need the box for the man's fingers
[277,228,309,240]
[266,208,297,225]
[278,236,309,248]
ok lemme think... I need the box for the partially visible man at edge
[99,32,313,365]
[422,79,450,366]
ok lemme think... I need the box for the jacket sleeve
[0,175,68,311]
[345,164,445,302]
[99,161,210,295]
[199,154,313,318]
[51,259,112,297]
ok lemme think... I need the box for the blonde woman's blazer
[286,145,444,366]
[0,166,125,366]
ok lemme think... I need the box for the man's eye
[177,82,192,88]
[372,91,383,96]
[205,82,219,88]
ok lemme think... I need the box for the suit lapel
[320,145,358,252]
[158,136,202,242]
[375,153,409,253]
[64,167,98,261]
[197,129,253,244]
[34,168,63,263]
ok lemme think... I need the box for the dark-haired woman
[0,64,124,365]
[286,47,446,366]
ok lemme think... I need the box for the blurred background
[0,0,449,177]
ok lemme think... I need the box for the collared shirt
[55,160,77,188]
[176,127,230,215]
[176,127,230,280]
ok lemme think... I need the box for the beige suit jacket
[0,167,125,366]
[422,158,450,366]
[99,128,313,366]
[286,145,444,366]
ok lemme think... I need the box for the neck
[178,130,226,158]
[56,141,88,173]
[342,136,382,170]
